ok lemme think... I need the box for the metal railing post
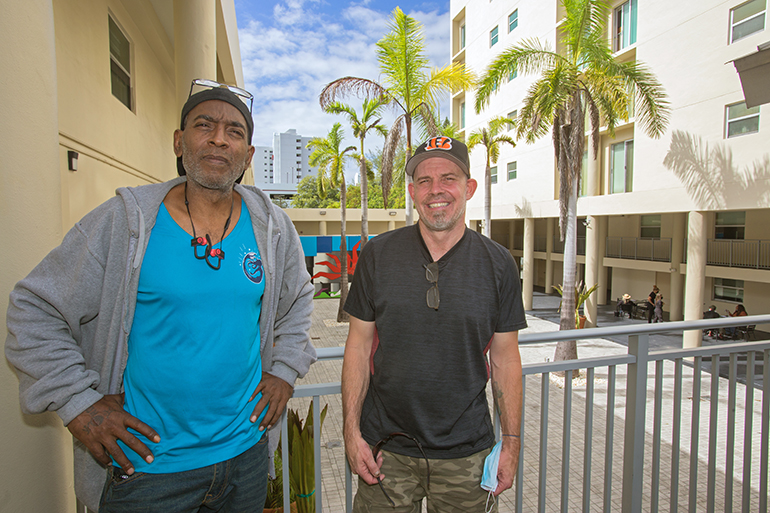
[622,333,649,513]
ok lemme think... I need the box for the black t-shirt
[344,225,527,459]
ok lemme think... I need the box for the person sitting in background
[703,305,720,337]
[616,294,635,318]
[724,304,748,339]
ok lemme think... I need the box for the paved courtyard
[286,295,768,512]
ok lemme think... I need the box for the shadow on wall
[663,130,770,209]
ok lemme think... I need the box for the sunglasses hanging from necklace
[185,182,234,271]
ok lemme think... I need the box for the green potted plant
[263,400,328,513]
[553,281,599,329]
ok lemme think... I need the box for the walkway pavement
[289,294,768,512]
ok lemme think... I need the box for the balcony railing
[273,315,770,513]
[606,237,672,262]
[708,239,770,270]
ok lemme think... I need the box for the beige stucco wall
[1,0,244,510]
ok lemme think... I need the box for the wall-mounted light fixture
[319,210,326,215]
[67,151,78,171]
[388,211,397,216]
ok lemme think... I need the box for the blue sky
[233,0,452,156]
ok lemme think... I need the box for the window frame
[715,211,746,240]
[507,161,517,180]
[460,24,466,50]
[713,278,745,303]
[730,0,766,43]
[609,139,634,194]
[725,101,760,138]
[508,9,519,33]
[108,14,133,111]
[490,25,499,47]
[613,0,638,52]
[640,214,662,239]
[490,165,498,184]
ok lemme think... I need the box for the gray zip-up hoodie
[5,176,316,510]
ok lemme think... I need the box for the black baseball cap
[177,86,254,180]
[405,136,470,178]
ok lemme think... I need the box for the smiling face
[174,100,255,191]
[409,157,477,234]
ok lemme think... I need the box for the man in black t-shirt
[341,136,527,512]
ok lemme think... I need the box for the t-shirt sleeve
[495,249,528,333]
[344,241,376,322]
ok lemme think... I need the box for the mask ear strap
[485,490,496,513]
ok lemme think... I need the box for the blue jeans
[99,436,268,513]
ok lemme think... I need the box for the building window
[641,215,661,238]
[490,166,498,184]
[460,24,466,49]
[730,0,766,43]
[715,211,746,239]
[508,10,519,32]
[613,0,638,52]
[507,110,517,130]
[508,68,518,81]
[109,16,132,110]
[610,139,634,193]
[507,161,517,180]
[725,101,760,138]
[490,26,499,46]
[714,278,744,302]
[460,102,466,129]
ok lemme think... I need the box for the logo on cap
[424,136,452,152]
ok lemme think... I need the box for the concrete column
[545,218,554,294]
[669,212,686,321]
[388,220,395,231]
[597,215,608,305]
[1,1,74,511]
[683,211,707,349]
[319,220,327,235]
[174,0,217,112]
[584,215,599,327]
[522,218,534,310]
[508,220,515,251]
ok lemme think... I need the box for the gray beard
[182,146,243,191]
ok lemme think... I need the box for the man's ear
[408,182,415,202]
[173,129,183,158]
[465,178,478,199]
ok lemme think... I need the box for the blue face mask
[480,440,502,512]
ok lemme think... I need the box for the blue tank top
[119,200,267,473]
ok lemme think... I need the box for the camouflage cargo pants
[353,447,497,513]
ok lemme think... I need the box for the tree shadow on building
[662,130,770,209]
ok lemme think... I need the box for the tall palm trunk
[484,157,492,238]
[338,177,349,322]
[405,119,414,225]
[554,178,579,361]
[359,137,368,247]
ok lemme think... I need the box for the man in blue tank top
[6,81,316,512]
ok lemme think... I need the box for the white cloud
[238,0,452,166]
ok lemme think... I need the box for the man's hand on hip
[66,393,159,475]
[344,430,383,485]
[250,372,293,431]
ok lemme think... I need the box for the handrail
[281,314,770,513]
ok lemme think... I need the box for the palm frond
[319,77,390,110]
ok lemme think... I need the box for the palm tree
[466,116,516,239]
[324,99,388,248]
[475,0,669,361]
[307,123,358,322]
[319,6,475,225]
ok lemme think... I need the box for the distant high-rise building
[251,146,273,185]
[272,129,317,185]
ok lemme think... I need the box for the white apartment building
[272,128,317,185]
[252,145,274,184]
[451,0,770,344]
